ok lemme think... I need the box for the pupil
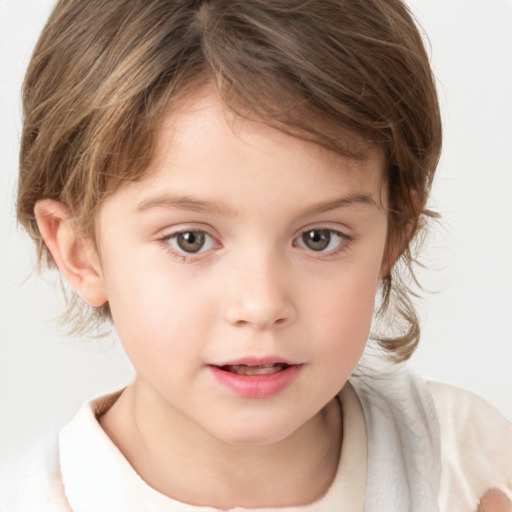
[303,229,330,251]
[177,231,205,253]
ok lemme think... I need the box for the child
[6,0,512,510]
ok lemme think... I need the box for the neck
[100,379,342,509]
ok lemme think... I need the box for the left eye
[295,229,345,252]
[166,230,216,254]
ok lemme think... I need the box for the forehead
[107,86,387,218]
[150,87,383,181]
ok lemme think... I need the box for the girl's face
[94,87,388,445]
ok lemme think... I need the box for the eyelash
[293,228,352,258]
[158,229,218,262]
[158,227,353,262]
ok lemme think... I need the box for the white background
[1,0,511,466]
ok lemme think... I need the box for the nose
[223,254,297,330]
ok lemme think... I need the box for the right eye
[165,230,216,254]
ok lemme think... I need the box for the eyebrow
[135,195,236,216]
[135,192,377,216]
[301,193,378,216]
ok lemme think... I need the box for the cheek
[309,268,380,358]
[103,253,217,366]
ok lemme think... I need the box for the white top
[2,368,512,511]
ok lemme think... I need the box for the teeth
[222,363,288,375]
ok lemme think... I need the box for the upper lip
[209,356,300,367]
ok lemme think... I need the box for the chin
[208,416,304,447]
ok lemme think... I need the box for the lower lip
[208,365,302,398]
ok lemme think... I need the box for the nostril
[223,291,296,329]
[227,314,291,329]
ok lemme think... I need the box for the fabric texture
[2,369,511,511]
[430,381,512,510]
[351,368,442,511]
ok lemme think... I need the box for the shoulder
[428,381,512,462]
[428,381,511,426]
[427,381,512,511]
[0,431,71,512]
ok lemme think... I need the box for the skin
[477,490,512,512]
[35,87,390,508]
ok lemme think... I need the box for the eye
[295,228,346,252]
[166,230,216,254]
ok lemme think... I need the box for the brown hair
[17,0,442,361]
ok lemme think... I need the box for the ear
[34,199,107,307]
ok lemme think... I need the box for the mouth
[217,363,290,376]
[208,360,302,398]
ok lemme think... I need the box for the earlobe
[34,199,107,307]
